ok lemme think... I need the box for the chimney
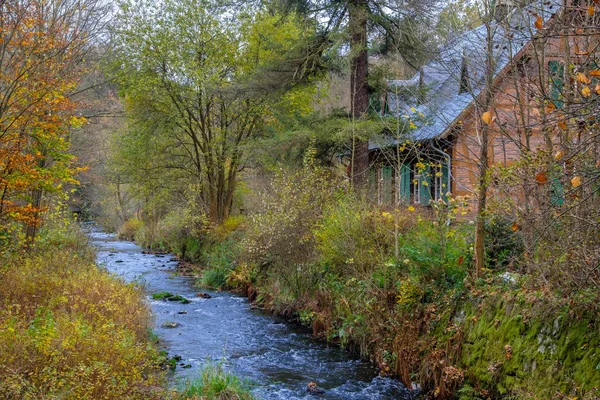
[459,49,471,94]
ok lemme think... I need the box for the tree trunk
[349,0,369,190]
[473,16,496,278]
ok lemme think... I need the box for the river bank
[122,209,600,400]
[92,227,415,399]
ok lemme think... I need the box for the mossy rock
[152,292,191,304]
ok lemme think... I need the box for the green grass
[179,364,254,400]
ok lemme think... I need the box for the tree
[276,0,439,189]
[0,0,107,240]
[110,0,319,223]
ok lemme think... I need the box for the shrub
[242,147,338,269]
[315,194,401,277]
[484,216,524,270]
[201,268,227,289]
[0,247,166,399]
[118,217,143,241]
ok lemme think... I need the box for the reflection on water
[88,227,414,400]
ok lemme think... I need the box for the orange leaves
[576,72,591,84]
[558,119,567,130]
[595,84,600,95]
[571,176,582,188]
[536,171,549,184]
[588,4,595,16]
[0,0,85,226]
[590,70,600,77]
[511,222,519,232]
[481,110,495,125]
[534,15,543,30]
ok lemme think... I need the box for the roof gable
[371,0,562,149]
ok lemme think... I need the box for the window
[415,164,432,205]
[433,162,450,200]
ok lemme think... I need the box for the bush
[484,216,524,270]
[243,148,338,269]
[201,268,227,289]
[315,194,401,277]
[0,246,166,399]
[118,217,143,241]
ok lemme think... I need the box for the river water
[89,228,414,400]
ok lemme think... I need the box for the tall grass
[178,364,254,400]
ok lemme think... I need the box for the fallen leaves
[571,176,581,188]
[535,15,543,29]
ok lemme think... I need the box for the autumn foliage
[0,0,90,231]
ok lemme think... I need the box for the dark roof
[370,0,562,149]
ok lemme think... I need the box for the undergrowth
[0,241,167,399]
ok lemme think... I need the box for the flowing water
[89,228,414,400]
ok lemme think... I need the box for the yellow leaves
[534,15,543,30]
[535,171,548,184]
[407,206,415,212]
[481,110,495,125]
[571,176,582,188]
[554,150,563,160]
[582,86,591,98]
[588,4,595,16]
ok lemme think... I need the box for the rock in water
[196,292,212,299]
[161,321,181,328]
[307,382,324,395]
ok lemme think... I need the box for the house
[369,0,597,206]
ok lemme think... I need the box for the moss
[460,295,600,399]
[151,292,191,304]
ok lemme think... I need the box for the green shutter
[549,60,564,109]
[399,163,411,203]
[382,166,393,204]
[550,177,564,206]
[420,165,432,204]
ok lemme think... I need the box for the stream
[89,227,414,400]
